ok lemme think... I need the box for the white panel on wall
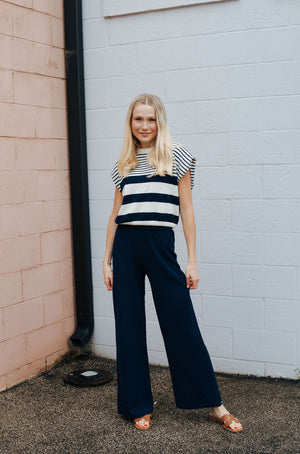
[103,0,238,18]
[82,0,300,379]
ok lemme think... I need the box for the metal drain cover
[64,369,113,387]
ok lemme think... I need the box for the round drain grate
[64,369,113,387]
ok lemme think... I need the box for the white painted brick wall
[232,266,297,300]
[232,200,300,232]
[229,131,298,165]
[233,330,296,364]
[82,0,300,379]
[202,296,264,329]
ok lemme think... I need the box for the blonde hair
[117,94,173,177]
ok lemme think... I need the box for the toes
[136,418,149,428]
[229,421,242,431]
[230,424,239,430]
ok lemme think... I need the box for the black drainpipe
[63,0,94,347]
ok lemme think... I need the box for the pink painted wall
[0,0,75,391]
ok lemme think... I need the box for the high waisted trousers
[112,225,222,419]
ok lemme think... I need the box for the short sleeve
[111,161,123,191]
[173,144,196,189]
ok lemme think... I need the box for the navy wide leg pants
[112,225,222,419]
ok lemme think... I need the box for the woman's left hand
[185,263,200,289]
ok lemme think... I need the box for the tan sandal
[208,412,243,432]
[134,413,153,431]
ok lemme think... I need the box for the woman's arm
[178,170,200,289]
[103,187,123,291]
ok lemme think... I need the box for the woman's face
[131,104,158,149]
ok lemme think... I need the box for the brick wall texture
[0,0,75,391]
[82,0,300,379]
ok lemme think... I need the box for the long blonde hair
[117,94,173,177]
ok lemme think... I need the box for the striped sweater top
[111,144,196,228]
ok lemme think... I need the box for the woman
[103,94,242,433]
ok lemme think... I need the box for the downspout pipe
[63,0,94,347]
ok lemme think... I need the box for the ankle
[210,404,228,417]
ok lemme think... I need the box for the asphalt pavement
[0,353,299,454]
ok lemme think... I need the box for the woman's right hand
[103,262,113,291]
[103,188,123,291]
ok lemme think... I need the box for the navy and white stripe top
[111,143,196,228]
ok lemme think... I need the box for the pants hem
[175,400,223,410]
[118,409,154,420]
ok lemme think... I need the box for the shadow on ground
[0,354,299,454]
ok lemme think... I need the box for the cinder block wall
[82,0,300,379]
[0,0,75,391]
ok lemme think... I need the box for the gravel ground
[0,354,299,454]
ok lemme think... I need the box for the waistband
[117,224,173,231]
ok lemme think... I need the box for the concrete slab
[0,355,299,454]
